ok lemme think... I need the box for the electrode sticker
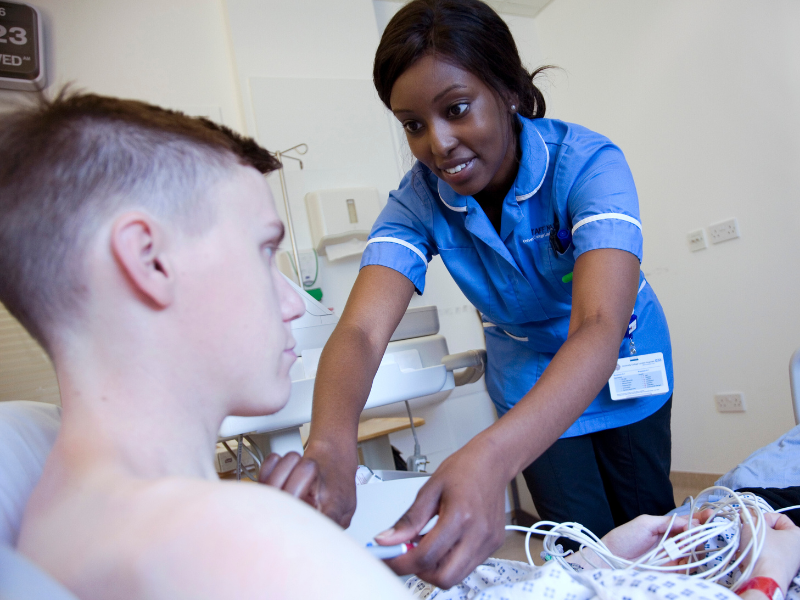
[609,352,669,400]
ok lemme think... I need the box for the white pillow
[0,544,78,600]
[0,401,60,547]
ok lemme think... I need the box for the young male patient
[0,91,411,599]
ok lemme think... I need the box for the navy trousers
[521,397,675,549]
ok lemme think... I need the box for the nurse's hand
[375,438,509,589]
[258,451,319,508]
[302,438,360,528]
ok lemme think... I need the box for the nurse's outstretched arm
[304,265,415,528]
[378,248,639,589]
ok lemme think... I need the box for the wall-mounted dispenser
[305,187,381,261]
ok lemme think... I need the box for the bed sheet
[406,559,800,600]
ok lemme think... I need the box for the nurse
[305,0,675,587]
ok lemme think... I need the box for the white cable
[506,486,776,591]
[243,435,265,464]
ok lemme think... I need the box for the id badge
[609,352,669,401]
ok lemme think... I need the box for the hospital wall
[0,0,499,480]
[532,0,800,473]
[0,0,245,405]
[222,0,499,472]
[1,0,795,479]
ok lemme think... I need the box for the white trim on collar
[436,125,549,208]
[365,237,429,267]
[516,129,549,202]
[482,320,528,341]
[504,331,529,342]
[572,213,642,234]
[437,182,467,213]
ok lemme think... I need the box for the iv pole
[274,143,308,285]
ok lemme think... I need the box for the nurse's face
[390,54,518,203]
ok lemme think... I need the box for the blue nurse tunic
[360,115,673,438]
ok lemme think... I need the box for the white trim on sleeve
[572,213,642,234]
[516,130,550,202]
[365,237,429,267]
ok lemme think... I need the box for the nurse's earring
[510,104,517,113]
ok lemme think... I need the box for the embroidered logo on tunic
[524,223,556,243]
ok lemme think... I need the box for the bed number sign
[0,1,45,91]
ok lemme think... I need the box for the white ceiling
[381,0,556,19]
[483,0,555,18]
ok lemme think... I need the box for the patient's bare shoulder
[132,479,411,599]
[21,474,409,600]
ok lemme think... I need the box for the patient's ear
[110,212,175,308]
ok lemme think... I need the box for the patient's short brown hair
[0,89,281,353]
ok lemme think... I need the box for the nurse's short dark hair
[374,0,549,119]
[0,88,281,354]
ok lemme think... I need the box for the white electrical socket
[708,218,740,244]
[714,392,746,413]
[687,229,707,252]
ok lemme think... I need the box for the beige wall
[0,0,245,127]
[533,0,800,473]
[4,0,798,476]
[224,0,500,472]
[0,1,498,478]
[0,0,244,404]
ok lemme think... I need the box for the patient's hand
[602,514,696,560]
[303,439,360,528]
[570,514,697,569]
[258,452,318,508]
[740,512,800,594]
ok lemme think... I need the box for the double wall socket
[714,392,746,413]
[708,218,740,244]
